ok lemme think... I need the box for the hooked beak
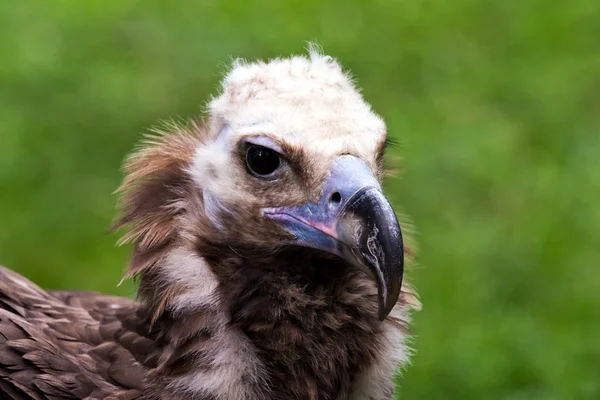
[262,155,404,320]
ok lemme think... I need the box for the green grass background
[1,1,598,398]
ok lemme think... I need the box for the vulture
[0,48,420,400]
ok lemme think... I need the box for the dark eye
[245,145,281,177]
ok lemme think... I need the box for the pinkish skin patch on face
[261,208,340,240]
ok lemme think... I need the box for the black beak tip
[345,186,405,322]
[378,309,389,321]
[377,278,402,321]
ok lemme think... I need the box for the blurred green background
[1,0,599,398]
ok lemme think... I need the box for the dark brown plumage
[0,49,420,399]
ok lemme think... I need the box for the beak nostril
[330,192,342,205]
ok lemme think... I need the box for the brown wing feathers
[0,266,154,399]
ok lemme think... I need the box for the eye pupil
[246,145,281,177]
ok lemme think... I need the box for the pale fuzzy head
[188,47,389,238]
[206,47,386,152]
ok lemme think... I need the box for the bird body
[0,48,419,399]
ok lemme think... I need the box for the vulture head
[0,48,419,400]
